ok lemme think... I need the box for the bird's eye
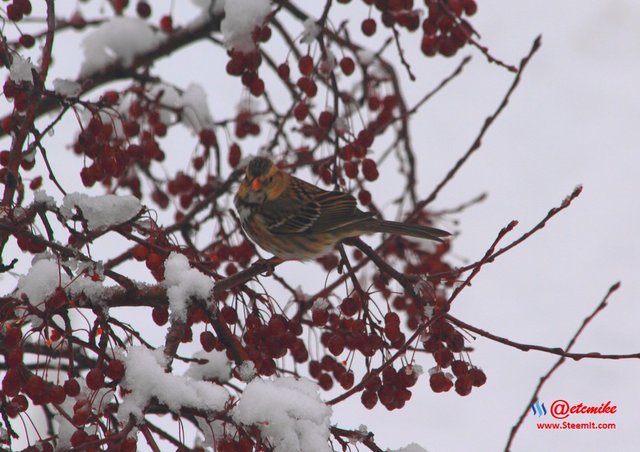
[267,176,273,183]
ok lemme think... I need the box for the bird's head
[237,156,286,203]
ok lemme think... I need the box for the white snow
[16,259,62,308]
[61,193,142,231]
[232,377,332,452]
[300,18,320,44]
[237,361,256,382]
[220,0,271,53]
[79,18,165,77]
[191,0,224,14]
[355,49,375,65]
[180,83,215,132]
[16,258,108,314]
[68,275,108,307]
[52,78,82,97]
[118,346,229,420]
[144,82,215,133]
[186,350,232,382]
[9,55,35,83]
[33,190,56,209]
[312,298,330,310]
[163,253,214,322]
[148,83,180,125]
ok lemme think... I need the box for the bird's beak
[251,178,262,191]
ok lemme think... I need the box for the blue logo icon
[531,401,547,417]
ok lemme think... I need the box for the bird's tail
[362,220,450,242]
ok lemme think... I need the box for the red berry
[152,306,169,326]
[228,143,241,168]
[249,77,265,97]
[317,373,333,390]
[361,389,378,409]
[311,308,328,326]
[464,0,478,16]
[384,322,401,341]
[101,90,119,105]
[200,331,216,352]
[17,0,32,15]
[361,158,379,181]
[86,368,104,390]
[1,116,13,134]
[7,4,23,21]
[80,167,95,187]
[296,77,318,97]
[293,102,309,122]
[384,312,400,326]
[63,378,81,397]
[136,1,151,18]
[455,374,473,396]
[356,129,374,148]
[469,368,487,387]
[0,150,11,166]
[50,385,66,405]
[451,360,468,377]
[11,394,29,413]
[318,111,334,129]
[132,244,149,261]
[340,297,360,317]
[298,55,314,76]
[439,37,458,57]
[2,369,22,397]
[434,347,454,368]
[429,371,453,393]
[327,334,345,356]
[24,375,47,399]
[277,63,290,80]
[160,15,173,33]
[146,253,164,270]
[258,25,272,42]
[46,287,68,310]
[19,34,35,48]
[220,305,238,324]
[448,0,463,16]
[361,18,377,36]
[344,161,358,179]
[70,429,88,448]
[358,190,371,205]
[339,57,355,75]
[338,371,355,389]
[199,128,217,146]
[105,360,125,381]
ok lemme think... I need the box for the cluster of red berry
[341,0,478,58]
[1,323,136,451]
[361,364,418,410]
[421,0,477,57]
[4,0,31,22]
[225,25,272,97]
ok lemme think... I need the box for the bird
[234,156,450,260]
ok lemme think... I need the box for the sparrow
[234,156,450,260]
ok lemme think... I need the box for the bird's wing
[263,177,373,234]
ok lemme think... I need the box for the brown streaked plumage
[234,156,450,260]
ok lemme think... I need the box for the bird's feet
[256,256,284,275]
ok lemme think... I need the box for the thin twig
[414,36,541,211]
[504,282,621,451]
